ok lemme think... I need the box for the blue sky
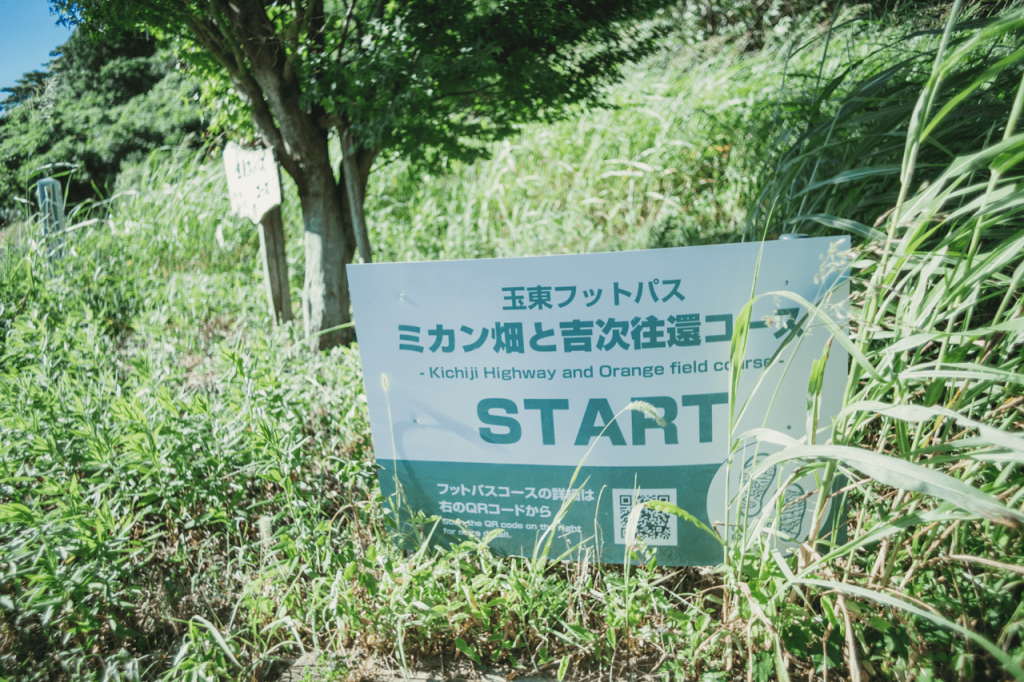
[0,0,74,94]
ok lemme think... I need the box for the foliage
[310,0,672,170]
[0,71,50,112]
[0,29,203,224]
[745,2,1024,241]
[692,4,1024,681]
[68,0,676,172]
[53,0,683,350]
[362,37,775,262]
[2,3,1024,681]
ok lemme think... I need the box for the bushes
[1,4,1024,680]
[0,29,202,223]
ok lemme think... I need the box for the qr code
[612,488,678,546]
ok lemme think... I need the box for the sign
[348,238,849,565]
[35,178,66,261]
[223,142,281,223]
[222,143,292,324]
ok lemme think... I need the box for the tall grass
[671,5,1024,681]
[363,36,784,262]
[2,4,1023,682]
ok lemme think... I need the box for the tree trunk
[300,162,355,351]
[204,0,359,351]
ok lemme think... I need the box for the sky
[0,0,74,94]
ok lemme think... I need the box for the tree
[53,0,671,350]
[0,29,202,220]
[0,71,50,113]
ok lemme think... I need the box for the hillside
[0,28,202,225]
[2,3,1024,681]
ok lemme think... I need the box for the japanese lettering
[399,308,800,353]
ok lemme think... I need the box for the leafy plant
[667,4,1024,680]
[0,29,202,221]
[54,0,678,350]
[3,4,1024,681]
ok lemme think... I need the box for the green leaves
[0,28,202,214]
[724,9,1024,678]
[747,443,1024,524]
[4,4,1024,681]
[841,400,1024,455]
[0,503,37,524]
[454,637,482,665]
[789,579,1024,680]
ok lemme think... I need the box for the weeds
[689,4,1024,680]
[2,3,1024,681]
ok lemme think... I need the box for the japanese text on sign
[347,238,850,565]
[222,142,282,224]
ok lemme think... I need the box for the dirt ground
[277,652,551,682]
[275,647,685,682]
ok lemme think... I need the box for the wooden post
[258,204,293,324]
[223,143,291,325]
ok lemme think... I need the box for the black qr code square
[612,488,678,546]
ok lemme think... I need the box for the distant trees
[0,71,50,112]
[54,0,672,350]
[0,29,202,223]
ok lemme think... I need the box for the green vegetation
[57,0,679,351]
[0,29,202,225]
[3,3,1024,681]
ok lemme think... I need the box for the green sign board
[348,238,849,565]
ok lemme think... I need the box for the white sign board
[223,142,281,224]
[348,238,849,565]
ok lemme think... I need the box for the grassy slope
[3,5,1024,681]
[361,33,803,265]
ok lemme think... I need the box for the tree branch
[211,0,336,197]
[186,14,300,182]
[337,0,356,60]
[307,0,326,51]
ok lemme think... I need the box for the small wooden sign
[222,143,292,324]
[223,143,281,223]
